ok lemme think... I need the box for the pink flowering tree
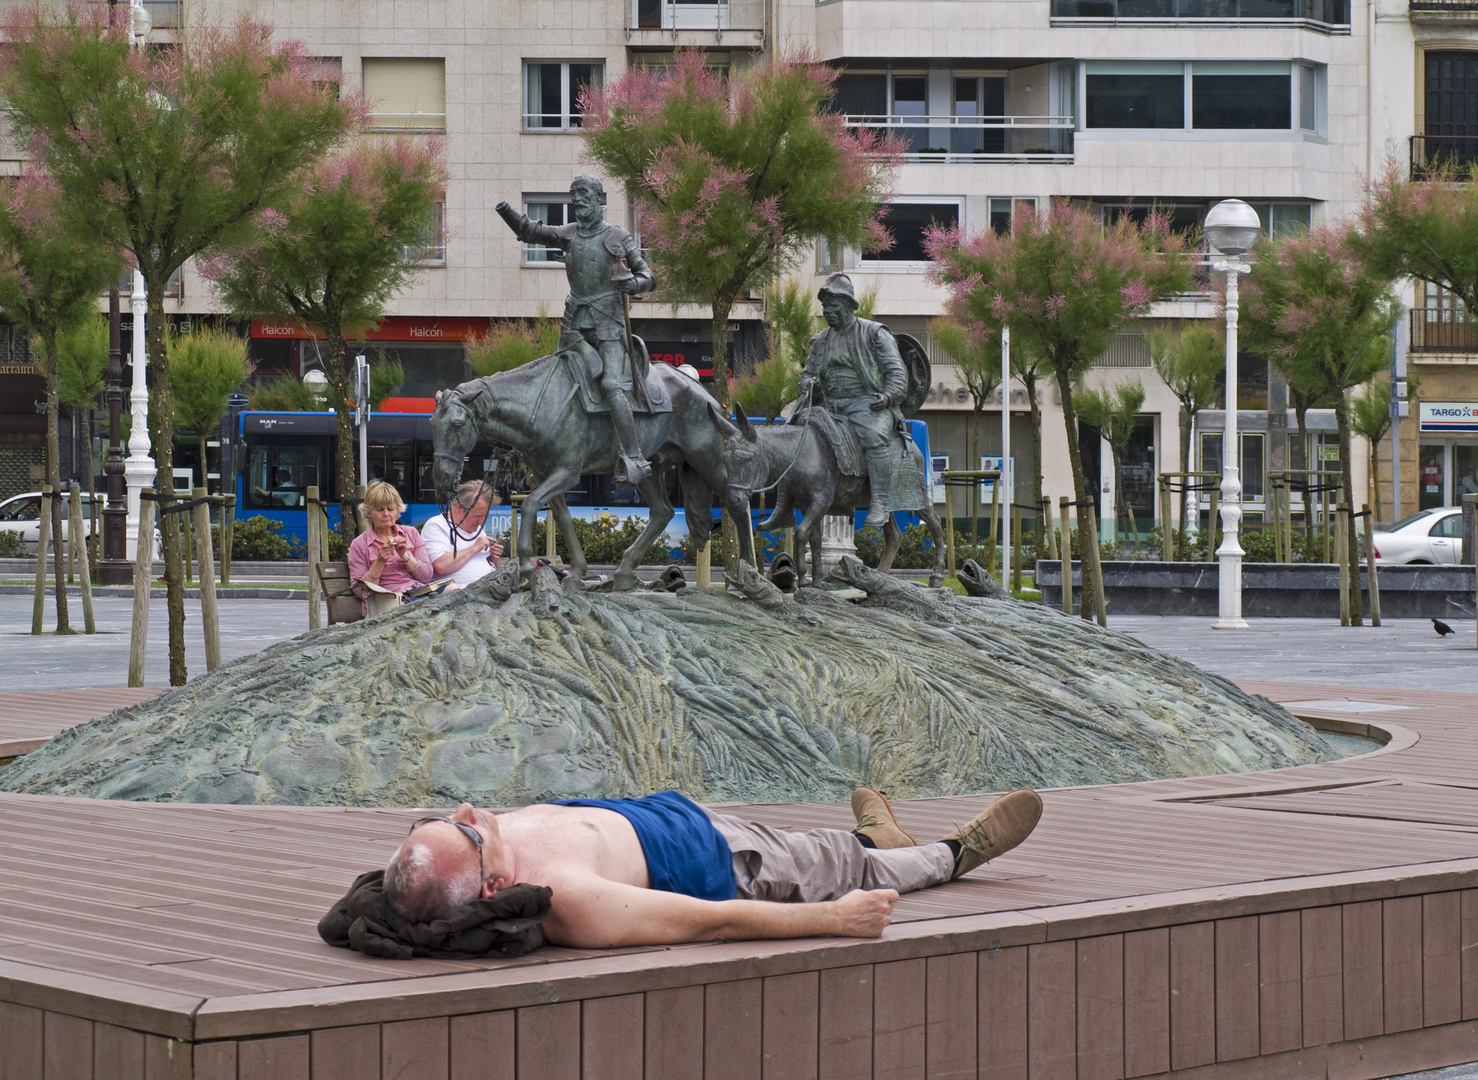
[204,139,446,538]
[1239,226,1398,623]
[581,49,902,408]
[0,5,356,681]
[926,201,1194,624]
[0,173,121,633]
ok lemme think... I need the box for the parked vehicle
[1371,507,1466,565]
[0,491,99,553]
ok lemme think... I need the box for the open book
[359,577,456,617]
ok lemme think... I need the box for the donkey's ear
[733,410,757,443]
[459,384,485,405]
[434,390,444,408]
[707,401,739,440]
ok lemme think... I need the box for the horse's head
[430,385,484,504]
[706,402,767,493]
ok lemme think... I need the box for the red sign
[250,317,490,342]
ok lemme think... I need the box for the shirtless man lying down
[383,787,1043,948]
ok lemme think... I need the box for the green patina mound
[0,564,1333,806]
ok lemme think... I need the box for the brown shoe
[851,786,916,849]
[942,789,1043,878]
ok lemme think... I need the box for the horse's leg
[614,466,677,592]
[547,494,585,579]
[795,489,831,586]
[879,516,902,573]
[520,467,581,586]
[919,503,946,588]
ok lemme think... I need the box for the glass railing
[1052,0,1349,20]
[844,115,1075,161]
[631,0,764,30]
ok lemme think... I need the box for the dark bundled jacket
[318,870,552,960]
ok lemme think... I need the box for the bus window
[365,443,416,506]
[246,440,326,508]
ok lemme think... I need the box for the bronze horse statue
[431,355,756,590]
[707,406,947,588]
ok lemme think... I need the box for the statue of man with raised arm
[495,175,656,485]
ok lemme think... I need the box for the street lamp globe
[1204,199,1262,257]
[303,368,330,406]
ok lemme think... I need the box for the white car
[0,490,101,553]
[1371,507,1466,565]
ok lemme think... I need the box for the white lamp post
[122,0,154,562]
[1204,198,1262,630]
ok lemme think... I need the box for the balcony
[844,115,1075,164]
[1409,0,1478,19]
[1052,0,1349,26]
[1410,308,1478,353]
[1410,134,1478,177]
[630,0,764,33]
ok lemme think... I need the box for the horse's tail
[680,465,714,549]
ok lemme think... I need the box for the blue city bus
[235,409,930,550]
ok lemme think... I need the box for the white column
[123,269,154,563]
[1212,257,1250,630]
[818,513,857,580]
[1001,326,1011,576]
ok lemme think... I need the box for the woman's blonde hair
[360,480,405,520]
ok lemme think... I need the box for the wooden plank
[234,1034,311,1080]
[1258,911,1302,1055]
[1075,935,1123,1080]
[1300,906,1343,1047]
[1170,922,1215,1071]
[979,946,1028,1080]
[703,979,762,1080]
[382,1018,449,1080]
[818,965,873,1080]
[1028,939,1076,1080]
[311,1025,381,1080]
[1343,899,1384,1040]
[1424,892,1462,1027]
[95,1023,146,1080]
[143,1033,191,1080]
[924,952,976,1080]
[517,1003,580,1080]
[873,957,927,1080]
[192,1043,237,1080]
[0,1002,44,1080]
[1215,916,1259,1063]
[451,1012,515,1080]
[762,971,819,1080]
[583,996,642,1080]
[1122,929,1168,1079]
[1384,895,1424,1034]
[43,1010,93,1080]
[1463,890,1478,1022]
[644,986,703,1080]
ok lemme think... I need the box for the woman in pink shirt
[347,481,435,611]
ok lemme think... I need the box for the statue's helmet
[570,175,606,203]
[817,272,859,310]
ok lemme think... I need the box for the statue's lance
[617,270,652,412]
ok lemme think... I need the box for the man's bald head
[384,814,490,923]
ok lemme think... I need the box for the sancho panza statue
[495,176,655,485]
[798,273,910,527]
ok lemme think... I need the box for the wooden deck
[0,681,1477,1079]
[0,688,162,758]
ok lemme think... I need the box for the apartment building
[4,0,1421,535]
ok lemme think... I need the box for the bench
[316,562,363,625]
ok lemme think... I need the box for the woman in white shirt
[422,480,506,588]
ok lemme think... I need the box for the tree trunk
[323,329,360,541]
[146,286,187,685]
[1026,375,1043,512]
[43,340,70,632]
[711,297,742,578]
[1178,404,1193,547]
[1056,365,1106,626]
[1294,402,1312,546]
[1335,392,1363,627]
[1368,439,1381,523]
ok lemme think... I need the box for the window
[523,61,604,131]
[831,72,887,120]
[1085,63,1185,129]
[362,58,446,133]
[522,197,572,263]
[1192,63,1291,130]
[1053,0,1348,22]
[869,202,960,262]
[1245,202,1312,237]
[954,76,1007,154]
[245,440,325,509]
[989,197,1036,236]
[828,71,936,151]
[117,266,184,299]
[406,203,446,265]
[1431,513,1464,538]
[1101,203,1206,238]
[1298,63,1320,132]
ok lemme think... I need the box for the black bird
[1433,617,1456,637]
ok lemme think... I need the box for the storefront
[1416,402,1478,509]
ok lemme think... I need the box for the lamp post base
[1210,616,1250,630]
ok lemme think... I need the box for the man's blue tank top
[551,790,737,902]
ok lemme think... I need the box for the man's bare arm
[540,871,899,949]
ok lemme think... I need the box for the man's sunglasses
[409,815,483,859]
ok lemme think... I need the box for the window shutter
[363,58,446,131]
